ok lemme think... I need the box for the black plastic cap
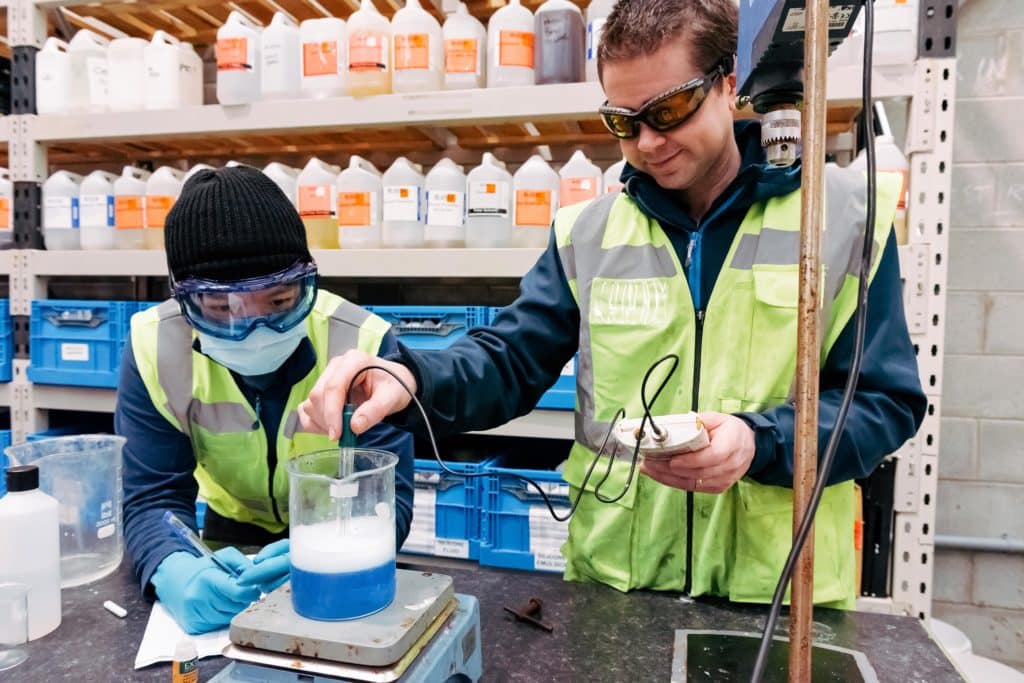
[5,465,39,493]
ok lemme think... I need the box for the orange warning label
[395,34,430,71]
[338,192,372,227]
[216,37,250,72]
[445,39,478,74]
[115,196,144,230]
[0,198,9,230]
[349,33,387,72]
[299,185,334,217]
[515,190,552,227]
[146,195,175,229]
[303,41,339,77]
[559,177,599,207]
[499,30,534,68]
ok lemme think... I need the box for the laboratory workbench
[16,556,963,682]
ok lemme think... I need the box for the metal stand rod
[789,0,831,680]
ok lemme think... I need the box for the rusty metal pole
[789,0,830,681]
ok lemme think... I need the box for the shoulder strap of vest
[313,290,389,358]
[131,299,194,432]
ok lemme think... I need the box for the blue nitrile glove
[237,539,291,594]
[151,549,261,635]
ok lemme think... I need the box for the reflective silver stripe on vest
[155,300,194,431]
[326,299,370,360]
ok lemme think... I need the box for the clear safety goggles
[171,261,319,341]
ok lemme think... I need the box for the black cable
[750,0,877,678]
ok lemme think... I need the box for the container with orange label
[337,156,383,249]
[443,3,485,90]
[466,153,513,248]
[487,0,535,88]
[558,150,602,208]
[382,157,425,248]
[603,159,626,195]
[347,0,391,96]
[216,11,261,105]
[298,157,342,249]
[0,168,12,248]
[143,166,185,251]
[301,17,347,98]
[113,167,150,250]
[512,154,559,248]
[425,159,467,248]
[392,0,443,93]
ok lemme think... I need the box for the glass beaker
[287,449,398,621]
[0,583,29,671]
[5,435,126,588]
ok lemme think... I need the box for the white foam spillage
[291,516,396,573]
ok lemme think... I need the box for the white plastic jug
[443,2,486,90]
[559,150,602,207]
[534,0,585,85]
[144,166,186,250]
[36,38,72,115]
[42,171,83,251]
[850,114,910,245]
[585,0,615,82]
[301,17,347,99]
[604,158,626,194]
[262,12,301,100]
[184,163,215,182]
[177,42,205,107]
[263,162,300,207]
[0,168,13,248]
[347,0,391,97]
[337,156,383,249]
[79,170,118,250]
[466,153,513,248]
[382,158,425,249]
[68,30,110,113]
[114,167,151,250]
[107,37,148,111]
[425,159,467,248]
[487,0,535,88]
[217,11,262,105]
[513,154,559,247]
[392,0,443,93]
[298,158,342,249]
[146,32,202,110]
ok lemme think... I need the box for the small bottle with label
[392,0,444,93]
[443,2,486,90]
[144,167,186,251]
[466,153,513,248]
[585,0,615,82]
[261,12,301,100]
[298,158,343,249]
[603,159,626,194]
[424,159,467,248]
[0,168,13,248]
[301,17,347,99]
[534,0,585,85]
[337,156,383,249]
[487,0,535,88]
[79,170,118,250]
[114,167,151,250]
[216,11,262,106]
[68,29,110,114]
[171,639,198,683]
[558,150,602,208]
[263,162,300,208]
[513,154,559,248]
[347,0,391,97]
[382,158,425,248]
[42,170,84,251]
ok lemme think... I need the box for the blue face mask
[197,323,307,376]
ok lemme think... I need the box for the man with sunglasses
[300,0,925,607]
[115,167,414,634]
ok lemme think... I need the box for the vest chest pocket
[747,264,800,404]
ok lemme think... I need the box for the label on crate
[528,505,570,572]
[468,182,510,216]
[60,343,90,362]
[445,39,478,74]
[499,30,534,68]
[216,37,252,72]
[338,191,378,227]
[146,195,175,229]
[383,186,421,222]
[44,196,79,230]
[405,488,437,555]
[303,40,341,77]
[80,194,115,228]
[115,196,144,230]
[394,34,430,71]
[349,33,388,72]
[427,191,466,227]
[435,538,470,560]
[514,189,553,227]
[298,185,335,218]
[0,198,10,230]
[559,177,600,208]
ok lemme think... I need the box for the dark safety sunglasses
[599,61,729,140]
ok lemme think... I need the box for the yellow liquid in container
[304,217,340,249]
[143,227,164,250]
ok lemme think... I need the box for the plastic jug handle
[151,30,180,47]
[270,11,297,27]
[44,37,70,53]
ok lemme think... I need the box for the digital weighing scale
[209,569,482,683]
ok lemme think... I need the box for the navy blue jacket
[116,328,415,592]
[392,121,926,487]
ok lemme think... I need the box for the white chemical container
[114,167,151,250]
[534,0,585,85]
[392,0,443,93]
[144,166,186,250]
[604,159,626,194]
[263,162,300,207]
[184,163,215,183]
[79,170,118,250]
[382,158,425,249]
[585,0,615,82]
[425,159,467,248]
[337,156,383,249]
[466,153,512,248]
[513,154,559,247]
[68,30,110,113]
[559,150,602,207]
[301,17,347,99]
[298,158,342,249]
[0,168,13,248]
[443,2,486,90]
[262,12,301,100]
[42,171,83,251]
[487,0,535,88]
[347,0,391,97]
[145,32,203,110]
[216,11,262,105]
[36,38,72,115]
[107,37,148,111]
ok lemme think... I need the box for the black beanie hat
[165,166,312,282]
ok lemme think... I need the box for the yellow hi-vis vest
[553,165,900,607]
[131,291,391,532]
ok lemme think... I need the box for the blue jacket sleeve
[391,230,580,437]
[114,339,199,594]
[740,231,928,486]
[357,332,416,550]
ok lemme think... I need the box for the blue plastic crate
[488,307,576,411]
[404,456,500,561]
[0,299,11,383]
[26,425,89,442]
[368,306,488,351]
[28,300,138,388]
[0,429,12,497]
[480,465,572,573]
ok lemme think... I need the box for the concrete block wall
[934,0,1024,670]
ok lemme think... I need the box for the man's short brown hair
[598,0,738,79]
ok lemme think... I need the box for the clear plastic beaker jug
[5,435,126,588]
[287,449,397,621]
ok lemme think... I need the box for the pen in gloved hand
[163,510,241,579]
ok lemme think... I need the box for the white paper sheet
[133,601,230,669]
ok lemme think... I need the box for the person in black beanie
[114,166,415,635]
